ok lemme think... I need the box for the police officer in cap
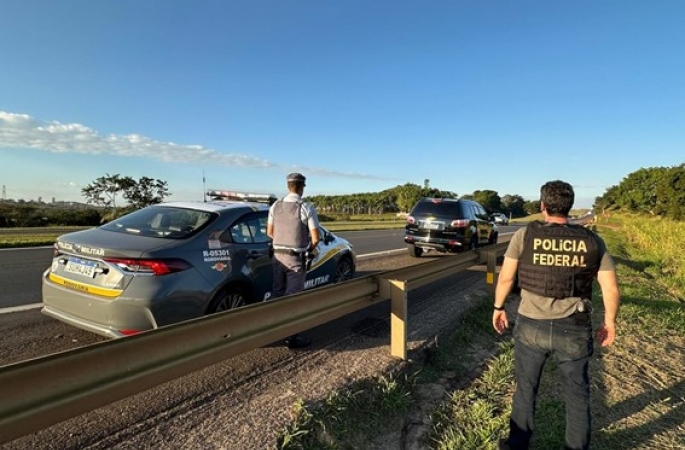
[493,180,620,450]
[267,172,320,348]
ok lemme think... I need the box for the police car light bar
[206,189,277,204]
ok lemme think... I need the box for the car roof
[418,197,482,206]
[155,201,270,213]
[419,197,460,202]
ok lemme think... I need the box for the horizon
[0,178,605,210]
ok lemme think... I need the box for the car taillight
[407,216,415,225]
[103,258,191,275]
[119,329,143,336]
[450,219,470,228]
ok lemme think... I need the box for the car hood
[323,228,353,247]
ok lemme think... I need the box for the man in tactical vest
[267,172,320,349]
[493,180,620,450]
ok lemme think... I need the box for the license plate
[65,258,97,278]
[420,221,443,230]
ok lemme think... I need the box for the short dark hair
[540,180,574,217]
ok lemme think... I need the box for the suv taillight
[450,219,470,228]
[103,258,191,275]
[406,216,415,225]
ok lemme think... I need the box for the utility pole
[202,170,207,202]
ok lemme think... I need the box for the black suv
[404,198,498,257]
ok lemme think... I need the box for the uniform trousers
[272,252,307,297]
[503,313,594,450]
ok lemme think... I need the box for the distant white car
[491,213,509,225]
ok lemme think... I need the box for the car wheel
[207,285,251,314]
[407,243,423,258]
[488,231,499,245]
[334,256,355,282]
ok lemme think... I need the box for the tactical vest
[272,200,308,252]
[518,221,601,298]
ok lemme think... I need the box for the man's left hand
[596,322,616,347]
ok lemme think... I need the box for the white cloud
[0,111,391,181]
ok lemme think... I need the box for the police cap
[286,172,306,185]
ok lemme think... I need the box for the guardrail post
[388,279,408,360]
[485,249,497,298]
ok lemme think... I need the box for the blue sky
[1,1,683,208]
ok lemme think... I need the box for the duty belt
[274,248,306,256]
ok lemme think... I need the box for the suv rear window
[411,200,464,218]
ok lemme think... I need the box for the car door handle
[248,250,266,259]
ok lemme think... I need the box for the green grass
[428,342,515,450]
[0,234,61,248]
[277,213,685,450]
[276,295,517,450]
[430,216,684,450]
[0,226,89,248]
[277,371,417,449]
[321,220,406,232]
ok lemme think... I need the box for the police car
[41,190,356,338]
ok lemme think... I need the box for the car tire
[488,231,499,245]
[207,285,251,314]
[334,256,355,283]
[407,243,423,258]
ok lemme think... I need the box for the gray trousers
[272,253,307,297]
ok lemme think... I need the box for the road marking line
[0,303,43,315]
[357,249,406,260]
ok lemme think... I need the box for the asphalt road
[0,229,408,310]
[0,247,55,309]
[0,226,520,311]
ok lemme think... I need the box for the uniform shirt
[505,225,616,320]
[267,192,320,252]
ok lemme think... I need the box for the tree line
[594,164,685,220]
[0,165,682,227]
[305,184,540,219]
[0,174,169,227]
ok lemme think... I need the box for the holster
[573,311,592,325]
[573,298,592,325]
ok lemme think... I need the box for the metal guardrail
[0,243,508,444]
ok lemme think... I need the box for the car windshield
[100,206,217,238]
[411,201,464,218]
